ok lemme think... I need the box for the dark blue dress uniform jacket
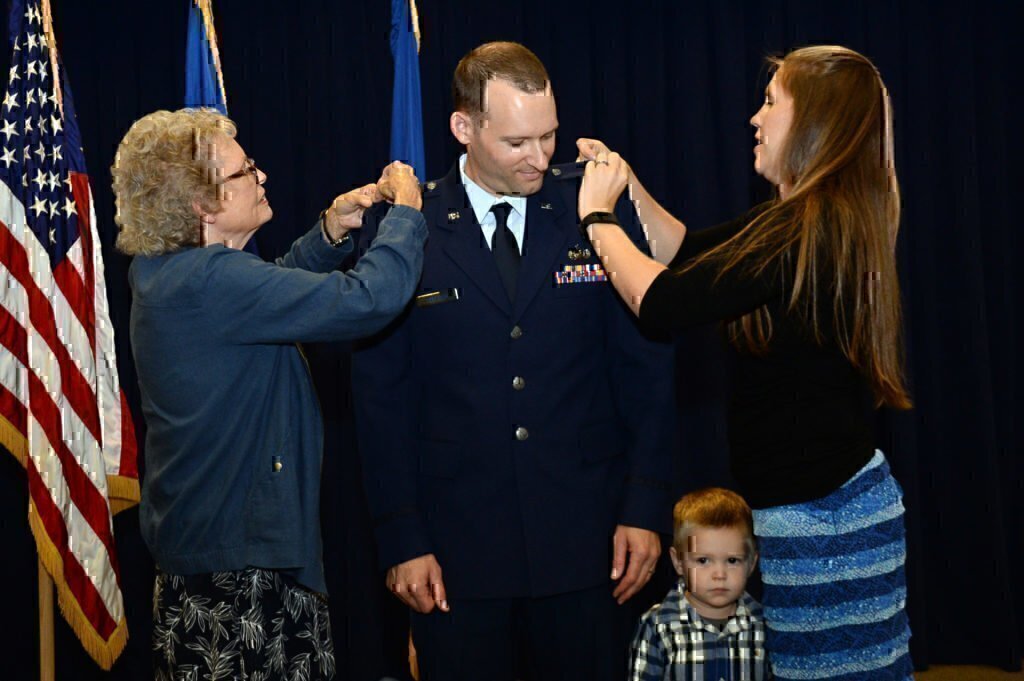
[352,162,675,599]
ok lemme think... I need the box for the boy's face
[669,526,756,619]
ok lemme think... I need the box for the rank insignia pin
[540,202,553,210]
[447,211,461,222]
[425,181,437,191]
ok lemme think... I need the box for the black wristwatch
[579,211,620,242]
[320,209,352,248]
[580,211,620,231]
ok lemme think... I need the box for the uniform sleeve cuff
[372,511,434,571]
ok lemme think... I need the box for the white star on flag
[29,194,47,215]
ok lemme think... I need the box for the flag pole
[37,3,60,677]
[38,559,55,681]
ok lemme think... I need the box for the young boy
[629,488,769,680]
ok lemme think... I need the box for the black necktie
[490,202,519,301]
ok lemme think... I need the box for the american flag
[0,0,138,670]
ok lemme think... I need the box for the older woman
[113,108,425,680]
[578,47,913,679]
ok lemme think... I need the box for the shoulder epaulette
[421,179,443,197]
[547,161,587,181]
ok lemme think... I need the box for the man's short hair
[452,41,550,116]
[673,487,756,558]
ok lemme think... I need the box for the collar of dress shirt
[675,581,755,637]
[458,154,528,225]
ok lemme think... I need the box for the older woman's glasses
[223,158,261,184]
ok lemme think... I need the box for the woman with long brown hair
[577,46,913,679]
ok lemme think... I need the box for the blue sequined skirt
[753,451,913,680]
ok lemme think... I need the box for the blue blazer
[352,162,675,599]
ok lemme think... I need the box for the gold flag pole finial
[40,0,63,119]
[409,0,421,54]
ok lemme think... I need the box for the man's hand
[377,160,423,211]
[386,553,449,614]
[610,525,661,605]
[323,183,380,241]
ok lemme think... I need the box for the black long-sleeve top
[638,207,875,509]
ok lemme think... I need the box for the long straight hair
[689,46,911,409]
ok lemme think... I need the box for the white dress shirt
[459,154,527,254]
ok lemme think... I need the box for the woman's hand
[576,137,610,162]
[579,151,629,218]
[324,183,380,240]
[577,137,633,174]
[377,161,423,212]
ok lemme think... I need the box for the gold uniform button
[512,376,525,391]
[551,168,561,176]
[273,461,283,472]
[510,325,523,340]
[515,427,529,441]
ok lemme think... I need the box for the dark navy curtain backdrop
[0,1,1018,678]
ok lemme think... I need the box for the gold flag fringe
[29,503,128,670]
[3,418,139,668]
[0,420,140,513]
[0,414,27,466]
[109,475,141,514]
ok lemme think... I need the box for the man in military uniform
[352,41,675,681]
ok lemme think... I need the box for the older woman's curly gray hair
[112,109,236,256]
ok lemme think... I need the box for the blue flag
[390,0,426,179]
[185,0,226,114]
[185,1,259,254]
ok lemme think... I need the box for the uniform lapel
[435,165,513,315]
[513,177,571,319]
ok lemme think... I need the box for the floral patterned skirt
[152,567,336,681]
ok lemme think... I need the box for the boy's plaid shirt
[628,582,769,681]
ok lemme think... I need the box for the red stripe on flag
[118,391,138,478]
[0,223,102,443]
[0,303,28,365]
[0,301,28,434]
[52,257,93,352]
[0,382,27,433]
[25,354,122,583]
[69,173,96,350]
[27,459,118,639]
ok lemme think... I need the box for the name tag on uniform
[554,264,607,286]
[415,288,460,307]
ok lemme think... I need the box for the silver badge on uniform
[540,202,553,210]
[567,243,592,261]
